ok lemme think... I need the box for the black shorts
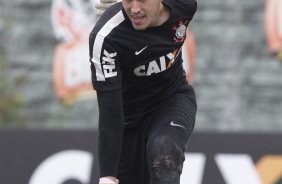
[117,89,197,184]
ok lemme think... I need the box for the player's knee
[147,135,185,172]
[150,167,180,184]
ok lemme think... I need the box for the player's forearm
[98,121,124,177]
[97,90,125,177]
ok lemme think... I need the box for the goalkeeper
[89,0,198,183]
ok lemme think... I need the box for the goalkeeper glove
[99,177,119,184]
[95,0,118,17]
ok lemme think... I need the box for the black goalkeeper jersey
[89,0,197,177]
[89,0,197,123]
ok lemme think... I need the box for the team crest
[176,25,186,39]
[173,20,189,43]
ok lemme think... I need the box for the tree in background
[0,52,22,127]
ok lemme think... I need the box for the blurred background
[0,0,282,184]
[1,0,282,131]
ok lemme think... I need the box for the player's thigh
[146,92,197,170]
[148,92,197,143]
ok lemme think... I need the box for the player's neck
[153,3,170,27]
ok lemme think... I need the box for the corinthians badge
[173,20,189,43]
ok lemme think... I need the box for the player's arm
[89,33,124,183]
[96,89,124,184]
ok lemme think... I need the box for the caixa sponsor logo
[28,150,93,184]
[183,153,282,184]
[28,151,282,184]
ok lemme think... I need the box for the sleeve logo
[102,49,118,78]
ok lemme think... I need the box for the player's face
[122,0,164,30]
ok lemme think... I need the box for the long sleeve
[96,89,124,177]
[89,24,124,177]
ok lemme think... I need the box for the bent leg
[146,92,197,184]
[146,133,185,184]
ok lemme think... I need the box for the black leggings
[117,91,197,184]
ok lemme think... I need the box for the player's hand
[99,176,119,184]
[95,0,117,16]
